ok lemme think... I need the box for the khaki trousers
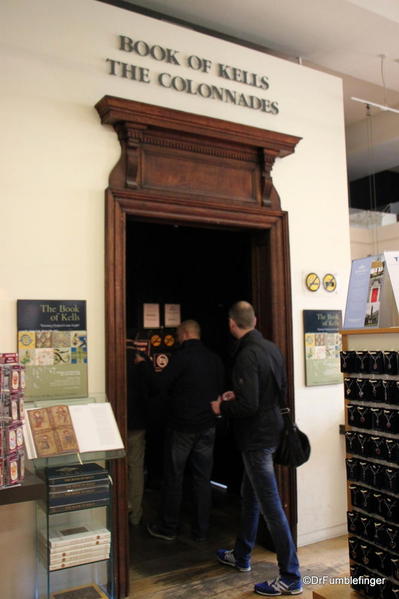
[128,429,146,525]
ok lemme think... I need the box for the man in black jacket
[211,302,302,597]
[147,319,224,542]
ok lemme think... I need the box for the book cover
[49,547,110,562]
[49,478,109,493]
[40,543,110,567]
[48,486,110,507]
[27,405,79,457]
[48,525,110,548]
[49,550,110,571]
[51,583,109,599]
[48,497,110,514]
[46,463,107,484]
[40,535,110,554]
[48,543,111,559]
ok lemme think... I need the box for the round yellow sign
[305,272,320,292]
[164,334,175,347]
[323,273,337,292]
[150,334,162,347]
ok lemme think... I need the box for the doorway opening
[125,218,266,580]
[98,96,300,598]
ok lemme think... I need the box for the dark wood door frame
[97,96,301,599]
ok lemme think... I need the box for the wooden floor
[128,489,349,598]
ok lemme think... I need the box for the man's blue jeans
[234,447,301,583]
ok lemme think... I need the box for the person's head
[177,319,201,344]
[228,301,256,339]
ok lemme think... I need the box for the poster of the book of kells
[17,300,88,399]
[303,309,342,386]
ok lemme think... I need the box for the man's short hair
[229,301,256,329]
[178,319,201,338]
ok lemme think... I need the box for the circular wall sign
[323,273,337,292]
[305,272,320,292]
[150,334,162,347]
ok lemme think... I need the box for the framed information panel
[303,309,342,386]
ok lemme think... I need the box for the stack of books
[46,463,111,514]
[41,524,111,571]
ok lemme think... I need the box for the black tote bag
[274,408,311,467]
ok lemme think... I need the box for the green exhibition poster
[303,310,342,387]
[17,300,88,399]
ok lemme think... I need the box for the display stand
[33,448,124,599]
[342,327,399,598]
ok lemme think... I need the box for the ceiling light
[351,97,399,115]
[350,54,399,115]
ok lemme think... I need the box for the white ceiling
[119,0,399,181]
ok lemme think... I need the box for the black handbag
[274,407,311,467]
[248,339,311,467]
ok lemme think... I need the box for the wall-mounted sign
[17,300,88,400]
[303,309,342,386]
[305,273,320,292]
[164,304,181,328]
[106,35,280,116]
[323,273,337,292]
[143,303,160,328]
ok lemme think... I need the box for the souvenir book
[23,403,124,459]
[48,549,110,571]
[48,497,110,514]
[48,483,110,505]
[47,525,111,549]
[39,535,110,554]
[46,463,108,485]
[48,478,109,494]
[48,542,111,559]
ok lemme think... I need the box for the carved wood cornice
[96,95,301,207]
[96,95,301,156]
[119,122,257,163]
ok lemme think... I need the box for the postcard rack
[342,328,399,598]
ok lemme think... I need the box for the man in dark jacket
[211,301,302,597]
[147,319,224,542]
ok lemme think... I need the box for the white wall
[350,222,399,259]
[1,0,351,593]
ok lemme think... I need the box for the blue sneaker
[254,577,303,596]
[216,548,251,572]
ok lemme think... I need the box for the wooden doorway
[96,96,301,599]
